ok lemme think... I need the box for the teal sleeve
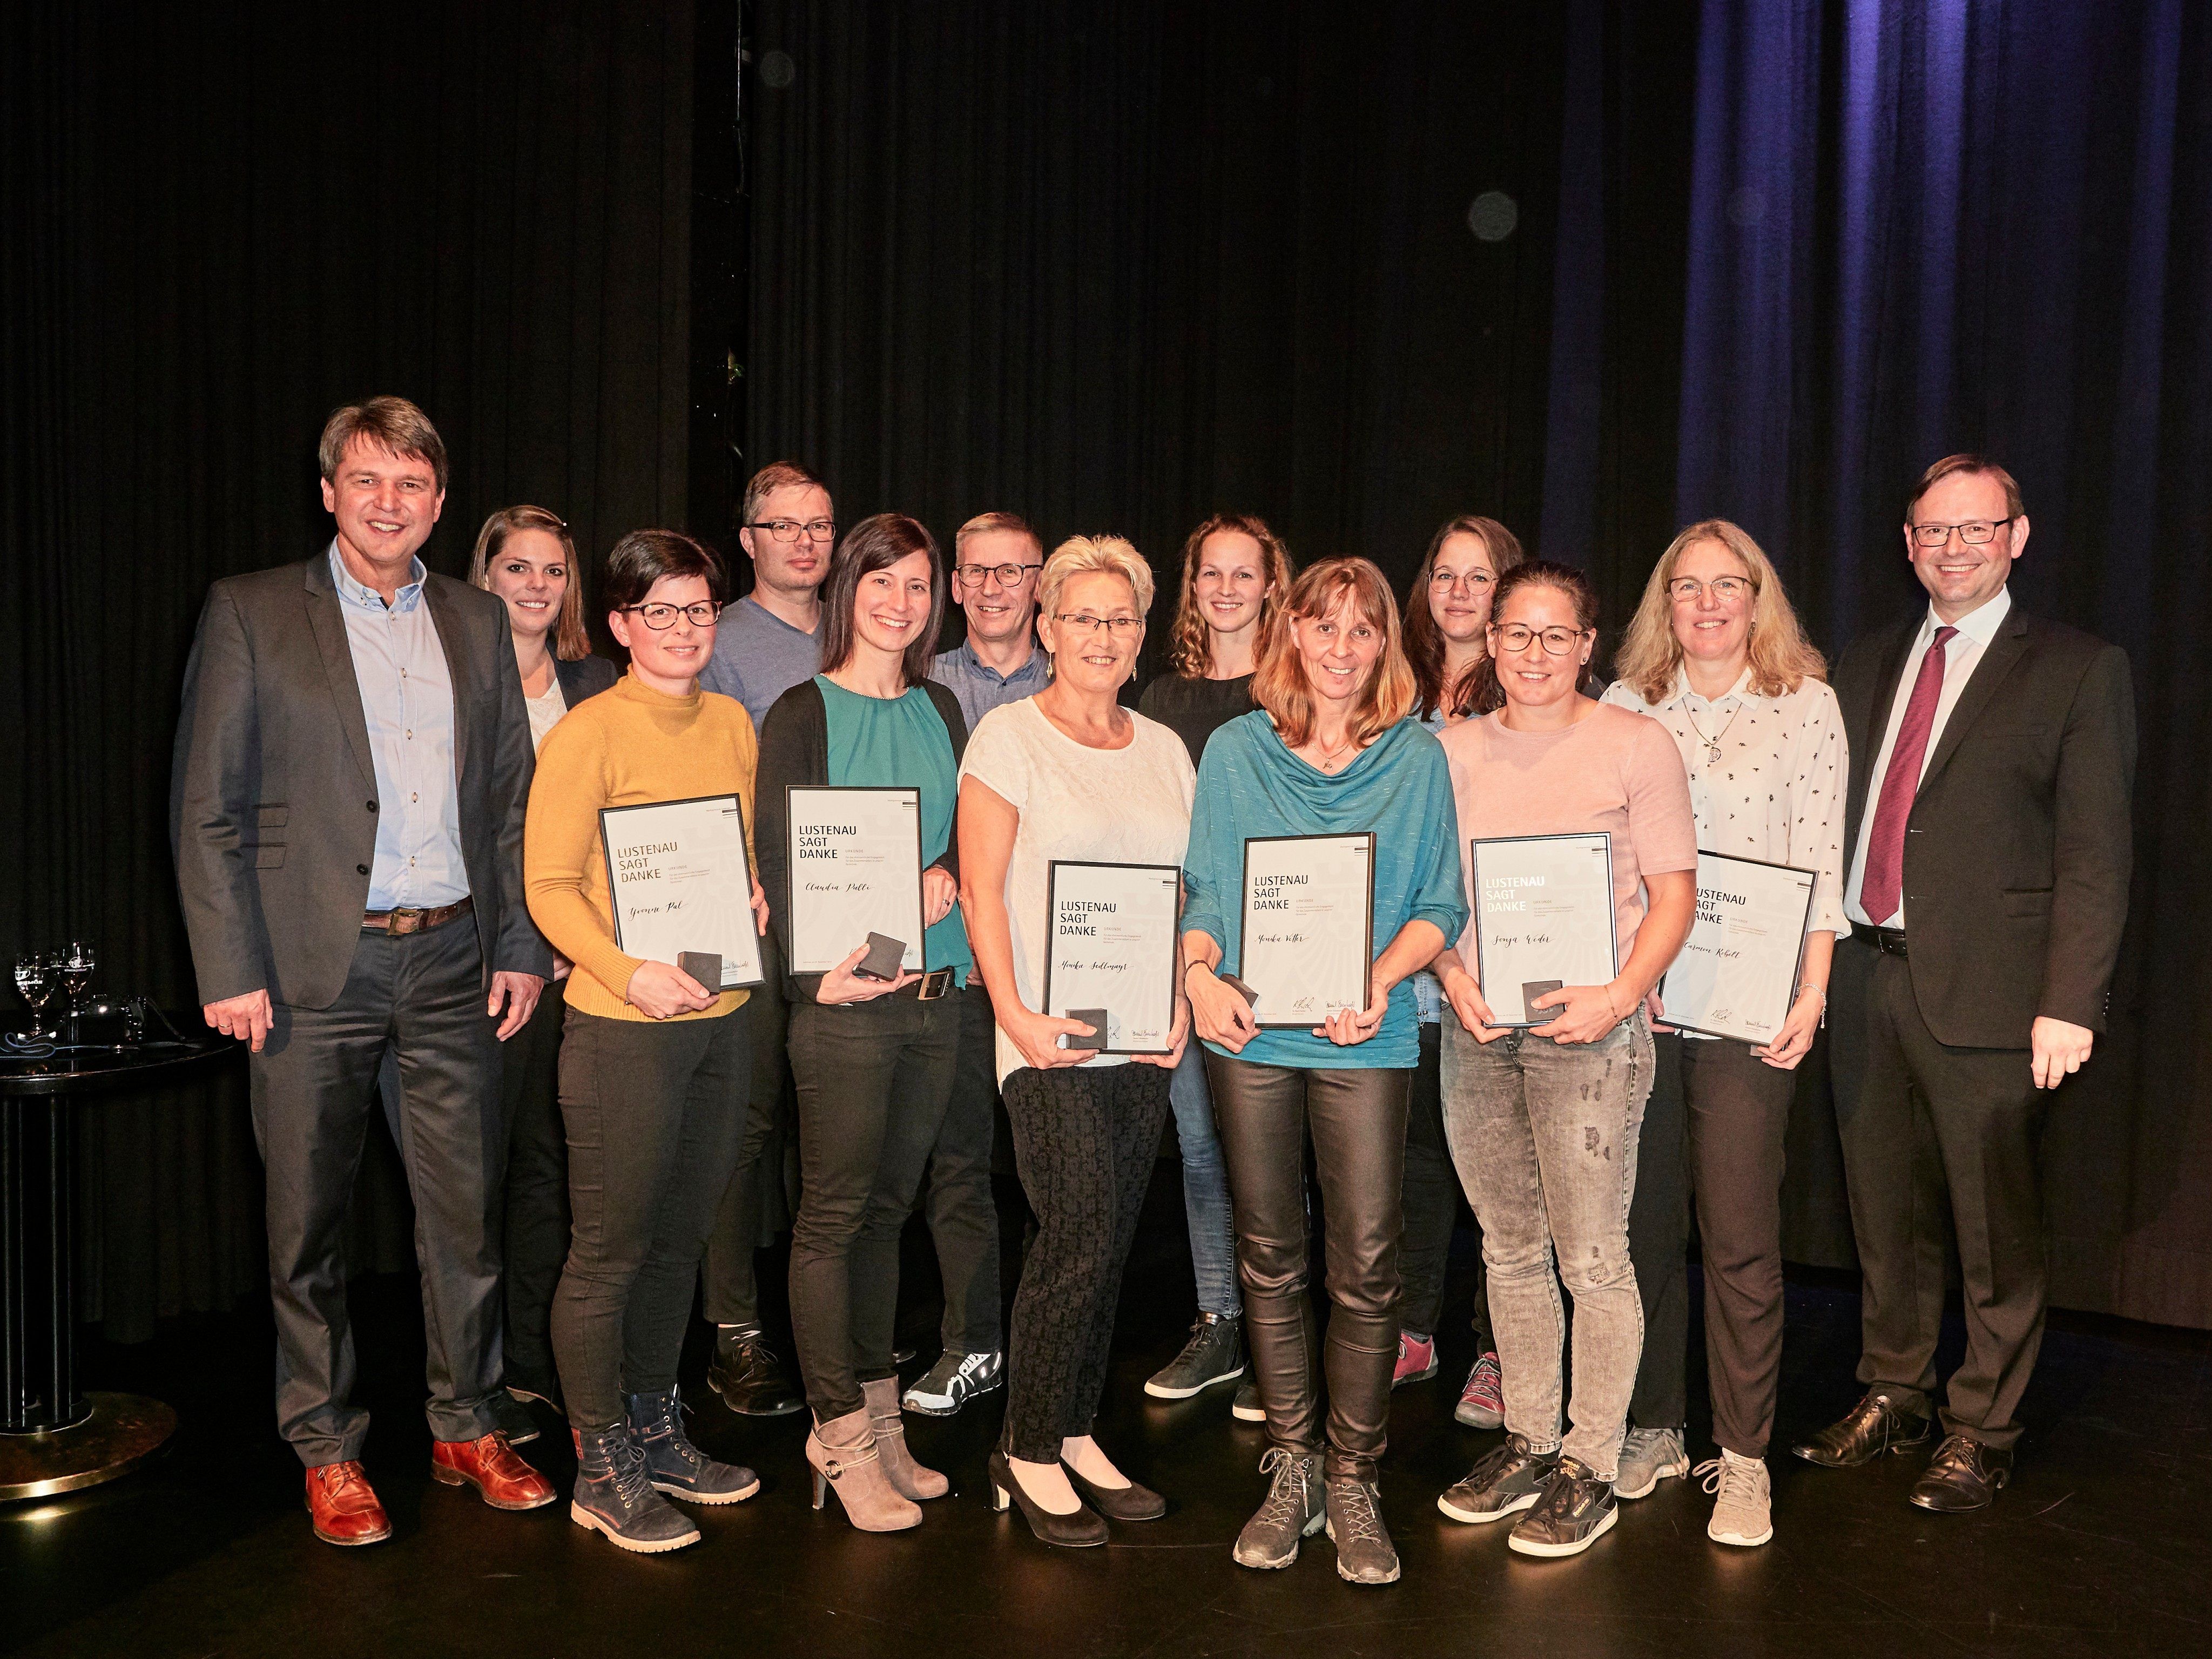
[1180,736,1237,957]
[1404,741,1470,945]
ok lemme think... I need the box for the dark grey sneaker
[900,1349,1004,1416]
[624,1387,759,1505]
[1144,1313,1246,1399]
[571,1425,701,1553]
[1614,1425,1690,1499]
[1324,1478,1401,1585]
[1232,1378,1265,1422]
[1507,1456,1618,1557]
[1437,1433,1560,1524]
[1232,1448,1325,1569]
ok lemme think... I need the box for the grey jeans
[1440,1013,1653,1478]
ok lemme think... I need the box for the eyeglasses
[955,561,1043,587]
[1428,569,1495,591]
[747,518,837,544]
[621,601,723,630]
[1055,612,1143,637]
[1665,575,1753,604]
[1910,517,2014,548]
[1492,623,1587,656]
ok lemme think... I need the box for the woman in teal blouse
[1181,556,1467,1588]
[755,514,974,1535]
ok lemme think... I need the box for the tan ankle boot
[862,1377,949,1499]
[806,1408,921,1532]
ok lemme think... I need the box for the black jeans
[551,1006,751,1430]
[999,1062,1170,1461]
[700,933,795,1329]
[1627,1030,1689,1431]
[253,916,503,1466]
[499,977,570,1397]
[918,986,1003,1355]
[786,990,963,1423]
[1205,1052,1409,1483]
[1401,1022,1492,1348]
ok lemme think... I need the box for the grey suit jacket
[171,551,552,1010]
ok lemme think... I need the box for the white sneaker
[1696,1448,1773,1547]
[900,1350,1003,1417]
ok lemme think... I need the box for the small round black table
[2,1028,235,1501]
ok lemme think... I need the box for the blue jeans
[1170,1040,1241,1317]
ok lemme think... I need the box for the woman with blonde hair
[1181,556,1467,1586]
[1595,520,1844,1550]
[958,536,1196,1546]
[1137,514,1296,1414]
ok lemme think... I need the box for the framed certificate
[598,794,766,990]
[1039,861,1181,1055]
[785,786,928,974]
[1238,833,1376,1029]
[1659,850,1818,1045]
[1469,832,1618,1027]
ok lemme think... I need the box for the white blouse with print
[1600,667,1850,941]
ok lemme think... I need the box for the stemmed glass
[14,952,59,1041]
[59,941,96,1036]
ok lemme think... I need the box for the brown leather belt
[1851,921,1907,957]
[363,894,474,936]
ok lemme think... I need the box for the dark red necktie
[1857,625,1958,923]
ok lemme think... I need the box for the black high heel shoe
[988,1450,1109,1548]
[1061,1458,1166,1521]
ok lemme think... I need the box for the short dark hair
[1905,453,2025,522]
[1464,558,1602,706]
[743,460,831,527]
[602,529,726,614]
[319,396,449,493]
[819,514,944,689]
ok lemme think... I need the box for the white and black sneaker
[1507,1456,1618,1557]
[1144,1313,1246,1399]
[900,1349,1003,1417]
[1437,1433,1559,1524]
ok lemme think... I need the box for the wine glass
[60,941,96,1026]
[14,953,58,1040]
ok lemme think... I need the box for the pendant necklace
[1683,702,1742,767]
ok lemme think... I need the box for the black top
[1137,672,1256,770]
[554,653,619,704]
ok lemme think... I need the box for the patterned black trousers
[999,1061,1172,1462]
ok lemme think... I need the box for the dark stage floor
[5,1168,2208,1659]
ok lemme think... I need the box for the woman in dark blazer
[471,507,616,1429]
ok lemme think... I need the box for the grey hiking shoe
[1508,1456,1618,1557]
[1324,1478,1401,1585]
[1232,1448,1324,1569]
[1437,1432,1559,1523]
[1144,1313,1246,1399]
[901,1349,1003,1417]
[1615,1425,1690,1499]
[625,1387,758,1504]
[1697,1449,1773,1546]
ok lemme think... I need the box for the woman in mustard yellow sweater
[525,529,771,1555]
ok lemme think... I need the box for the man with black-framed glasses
[697,460,838,1418]
[930,511,1051,730]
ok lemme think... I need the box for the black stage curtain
[744,1,2212,1326]
[3,1,715,1339]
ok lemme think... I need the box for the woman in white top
[959,536,1196,1548]
[1601,518,1846,1549]
[467,507,615,1421]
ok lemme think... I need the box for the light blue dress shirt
[929,636,1051,733]
[328,544,470,910]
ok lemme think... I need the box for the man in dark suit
[172,397,557,1544]
[1794,455,2134,1511]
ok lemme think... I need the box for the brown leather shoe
[1908,1433,2012,1513]
[305,1460,392,1546]
[1791,1388,1935,1468]
[430,1431,558,1511]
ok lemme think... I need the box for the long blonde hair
[469,505,592,661]
[1165,514,1297,678]
[1252,557,1417,748]
[1614,519,1825,705]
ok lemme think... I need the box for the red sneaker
[1392,1332,1439,1388]
[431,1431,558,1511]
[305,1460,392,1546]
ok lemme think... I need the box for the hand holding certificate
[1467,833,1618,1028]
[1041,861,1181,1055]
[1238,834,1377,1029]
[1658,851,1816,1046]
[600,795,767,995]
[786,786,928,975]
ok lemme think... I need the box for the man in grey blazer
[171,397,556,1544]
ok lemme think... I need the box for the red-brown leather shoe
[430,1430,558,1511]
[305,1460,393,1546]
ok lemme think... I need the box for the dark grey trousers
[552,1005,751,1430]
[251,916,502,1467]
[1401,1021,1493,1347]
[1831,942,2051,1450]
[700,934,794,1329]
[497,978,569,1398]
[786,991,963,1422]
[918,985,1004,1355]
[1627,1031,1689,1431]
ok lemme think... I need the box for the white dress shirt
[1842,586,2013,929]
[328,544,470,910]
